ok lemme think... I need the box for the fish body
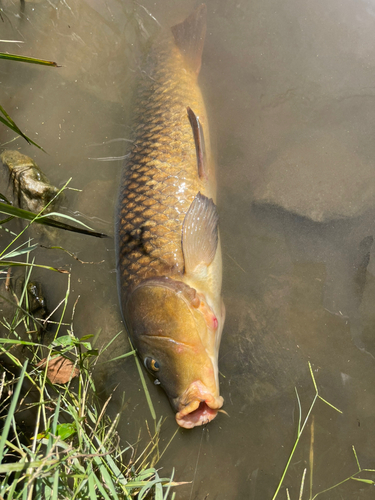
[116,4,225,428]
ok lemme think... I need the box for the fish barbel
[116,4,225,428]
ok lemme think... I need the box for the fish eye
[144,357,160,373]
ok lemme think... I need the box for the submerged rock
[1,150,60,214]
[253,132,375,222]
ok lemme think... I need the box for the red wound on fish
[213,316,218,330]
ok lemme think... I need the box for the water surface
[2,0,375,498]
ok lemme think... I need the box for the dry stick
[142,420,161,468]
[5,267,11,290]
[93,392,114,434]
[0,371,5,400]
[299,468,307,500]
[41,245,105,264]
[42,297,68,327]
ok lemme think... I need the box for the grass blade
[0,261,69,273]
[0,105,44,150]
[88,471,96,499]
[351,477,375,484]
[133,349,156,422]
[2,243,39,259]
[0,202,108,238]
[0,53,58,66]
[93,473,112,500]
[102,350,136,364]
[39,212,97,230]
[0,360,28,460]
[163,468,175,500]
[352,445,361,471]
[51,470,59,500]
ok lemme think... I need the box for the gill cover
[124,277,219,406]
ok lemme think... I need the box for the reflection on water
[2,0,375,497]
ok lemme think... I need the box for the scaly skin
[116,35,214,292]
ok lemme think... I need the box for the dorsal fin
[171,4,207,74]
[187,106,207,180]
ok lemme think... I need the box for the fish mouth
[174,380,224,429]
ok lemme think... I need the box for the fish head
[124,277,224,429]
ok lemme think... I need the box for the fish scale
[117,36,207,291]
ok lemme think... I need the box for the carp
[116,4,225,428]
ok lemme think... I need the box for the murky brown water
[2,0,375,498]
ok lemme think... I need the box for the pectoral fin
[187,106,207,180]
[182,192,219,275]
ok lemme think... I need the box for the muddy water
[2,0,375,498]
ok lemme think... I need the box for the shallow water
[2,0,375,498]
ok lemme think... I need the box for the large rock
[253,132,375,222]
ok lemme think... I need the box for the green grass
[272,363,375,499]
[0,178,108,240]
[0,278,179,499]
[0,178,179,499]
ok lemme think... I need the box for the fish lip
[174,380,224,429]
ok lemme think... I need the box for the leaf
[80,334,94,341]
[0,216,14,224]
[35,429,50,440]
[55,423,76,441]
[51,334,92,351]
[351,477,375,485]
[84,349,99,357]
[39,212,96,230]
[37,356,79,384]
[0,192,11,204]
[2,243,39,259]
[0,201,108,238]
[51,335,75,348]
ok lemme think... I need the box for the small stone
[253,132,375,222]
